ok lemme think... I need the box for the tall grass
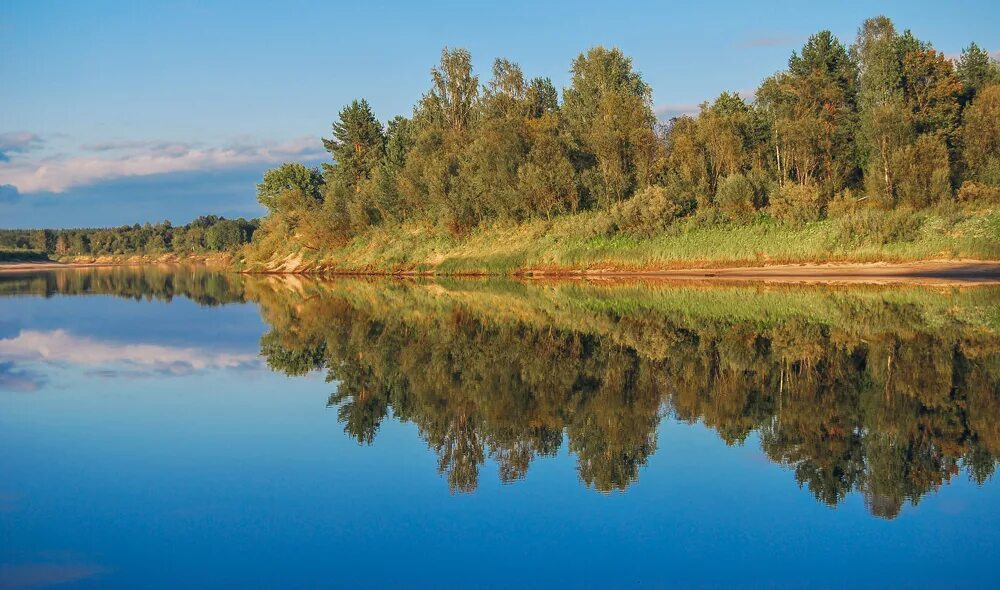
[242,207,1000,274]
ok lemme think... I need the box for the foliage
[833,208,923,245]
[768,183,823,225]
[961,84,1000,186]
[714,173,759,220]
[609,184,694,236]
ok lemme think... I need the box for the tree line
[252,15,999,253]
[0,215,257,257]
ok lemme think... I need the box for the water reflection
[0,265,246,305]
[250,277,1000,519]
[2,268,998,520]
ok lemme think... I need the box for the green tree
[901,49,962,142]
[562,46,657,208]
[961,84,1000,186]
[256,163,324,212]
[400,48,481,232]
[455,58,532,220]
[955,42,1000,102]
[424,47,480,133]
[30,229,55,252]
[322,99,386,194]
[205,218,254,250]
[526,77,559,118]
[518,113,578,217]
[758,31,858,195]
[694,93,753,201]
[853,16,911,204]
[372,115,414,222]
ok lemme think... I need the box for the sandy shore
[0,261,140,272]
[3,259,999,284]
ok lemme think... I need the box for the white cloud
[0,329,259,375]
[0,136,326,194]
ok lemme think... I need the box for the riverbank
[518,260,1000,284]
[8,258,995,286]
[0,252,232,272]
[253,260,1000,285]
[242,208,1000,277]
[5,208,998,284]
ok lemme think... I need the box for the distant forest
[0,216,256,257]
[247,15,999,261]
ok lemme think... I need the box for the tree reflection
[251,278,1000,517]
[0,266,246,305]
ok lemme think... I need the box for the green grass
[243,206,1000,275]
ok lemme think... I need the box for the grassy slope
[243,207,1000,275]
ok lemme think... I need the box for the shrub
[894,134,953,208]
[826,188,865,217]
[610,184,695,236]
[767,184,822,225]
[834,209,923,246]
[715,173,756,220]
[956,181,1000,207]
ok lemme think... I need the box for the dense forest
[0,215,256,259]
[245,16,1000,272]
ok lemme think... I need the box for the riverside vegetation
[4,16,998,273]
[244,16,1000,273]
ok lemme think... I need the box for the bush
[826,189,865,217]
[610,184,695,236]
[767,184,822,225]
[894,134,952,208]
[834,209,923,246]
[715,173,756,220]
[956,181,1000,207]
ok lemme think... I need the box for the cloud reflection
[0,329,259,379]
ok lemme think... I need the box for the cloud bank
[0,135,325,194]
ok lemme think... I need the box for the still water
[1,267,998,588]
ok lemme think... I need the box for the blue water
[1,269,998,588]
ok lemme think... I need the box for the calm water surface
[1,267,998,588]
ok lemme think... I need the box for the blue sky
[2,0,997,228]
